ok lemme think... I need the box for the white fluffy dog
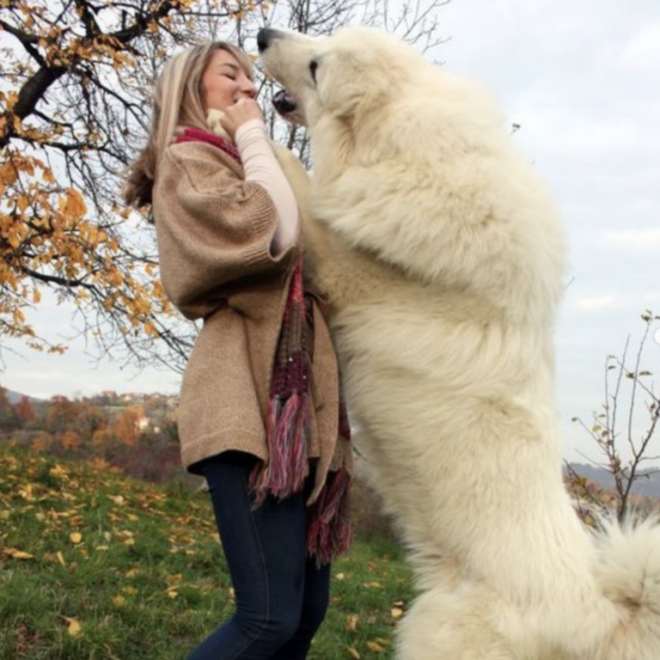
[257,26,660,660]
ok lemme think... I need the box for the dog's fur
[258,26,660,660]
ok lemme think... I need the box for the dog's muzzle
[272,89,298,116]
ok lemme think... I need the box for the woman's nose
[242,79,257,98]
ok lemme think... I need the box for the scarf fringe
[306,467,353,565]
[250,392,310,507]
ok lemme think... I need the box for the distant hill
[4,388,45,405]
[568,463,660,500]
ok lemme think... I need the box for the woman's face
[201,49,256,111]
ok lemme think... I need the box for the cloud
[600,227,660,253]
[621,21,660,73]
[572,296,617,311]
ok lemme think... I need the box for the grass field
[0,443,413,660]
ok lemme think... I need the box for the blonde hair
[123,41,253,211]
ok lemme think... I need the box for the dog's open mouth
[272,88,298,117]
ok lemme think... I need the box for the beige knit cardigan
[152,140,350,498]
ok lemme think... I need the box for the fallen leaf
[4,548,34,560]
[391,607,404,619]
[49,464,68,479]
[69,532,82,544]
[62,616,82,637]
[346,647,360,659]
[346,614,359,632]
[366,640,386,653]
[56,551,66,566]
[112,596,126,607]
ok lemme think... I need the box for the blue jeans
[188,452,332,660]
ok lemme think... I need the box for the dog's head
[258,27,425,129]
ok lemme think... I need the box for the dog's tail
[592,516,660,659]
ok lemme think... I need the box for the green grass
[0,443,413,660]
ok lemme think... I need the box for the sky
[1,0,659,464]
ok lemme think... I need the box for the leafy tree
[60,428,81,450]
[30,429,54,450]
[71,399,105,438]
[14,393,34,423]
[1,0,449,373]
[114,403,144,446]
[45,394,77,433]
[0,382,19,429]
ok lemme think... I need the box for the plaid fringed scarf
[250,255,353,565]
[250,255,311,502]
[174,127,352,564]
[305,404,353,564]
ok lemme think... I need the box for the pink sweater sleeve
[235,119,299,254]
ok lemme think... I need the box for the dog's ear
[315,51,389,119]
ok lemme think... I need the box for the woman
[123,41,352,660]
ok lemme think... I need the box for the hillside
[4,389,44,405]
[0,444,412,660]
[568,463,660,500]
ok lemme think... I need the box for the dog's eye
[309,59,318,83]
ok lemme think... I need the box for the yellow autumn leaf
[7,230,22,249]
[17,194,29,211]
[66,617,82,637]
[70,532,82,544]
[346,647,360,659]
[49,464,68,478]
[363,581,382,589]
[112,595,126,607]
[366,640,386,653]
[346,614,358,632]
[391,607,404,619]
[57,551,66,566]
[61,188,87,218]
[4,548,34,560]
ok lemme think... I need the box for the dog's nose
[257,28,274,53]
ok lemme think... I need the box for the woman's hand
[219,98,264,140]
